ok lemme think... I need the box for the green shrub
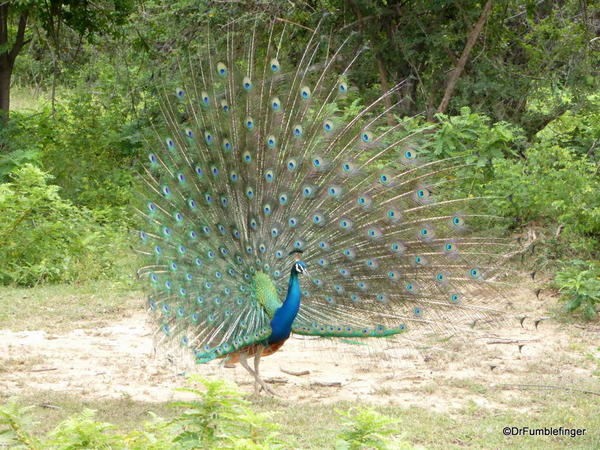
[1,381,425,449]
[415,105,600,260]
[0,401,41,449]
[0,164,133,286]
[0,110,48,180]
[534,94,600,161]
[0,401,169,450]
[3,89,143,225]
[431,107,523,166]
[486,142,600,256]
[555,260,600,320]
[335,407,410,450]
[46,409,122,449]
[38,90,141,217]
[170,376,285,449]
[0,378,288,449]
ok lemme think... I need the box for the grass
[0,356,45,374]
[1,282,599,448]
[0,391,177,436]
[10,86,49,111]
[2,388,598,449]
[0,281,142,332]
[10,86,64,112]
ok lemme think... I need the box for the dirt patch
[1,288,598,411]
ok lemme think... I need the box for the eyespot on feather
[216,62,228,76]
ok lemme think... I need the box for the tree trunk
[0,60,11,121]
[0,3,9,123]
[0,5,29,125]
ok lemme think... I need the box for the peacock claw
[256,381,278,397]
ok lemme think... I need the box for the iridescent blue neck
[267,271,301,344]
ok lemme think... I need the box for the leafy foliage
[335,407,410,450]
[36,91,141,217]
[483,99,600,259]
[0,164,132,286]
[488,145,599,238]
[46,409,121,449]
[170,376,285,449]
[0,113,46,179]
[0,401,41,449]
[555,260,600,320]
[10,1,599,127]
[430,107,522,167]
[0,378,293,449]
[1,385,410,449]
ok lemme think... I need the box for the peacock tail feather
[135,20,518,365]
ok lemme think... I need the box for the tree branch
[437,0,493,115]
[8,11,29,63]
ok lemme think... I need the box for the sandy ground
[1,288,599,410]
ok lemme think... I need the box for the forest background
[0,1,599,448]
[1,0,598,299]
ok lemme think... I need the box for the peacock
[136,20,517,395]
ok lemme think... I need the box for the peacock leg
[237,351,257,392]
[253,346,277,395]
[253,346,262,375]
[239,350,276,396]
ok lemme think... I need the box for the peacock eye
[217,62,228,76]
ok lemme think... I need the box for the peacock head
[288,249,309,276]
[291,260,309,276]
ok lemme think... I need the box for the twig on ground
[311,381,342,387]
[280,368,310,376]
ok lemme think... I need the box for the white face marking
[295,263,308,275]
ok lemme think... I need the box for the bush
[555,260,600,320]
[0,110,48,180]
[412,105,600,260]
[46,409,122,449]
[1,378,413,449]
[485,133,600,257]
[0,377,289,449]
[38,90,141,217]
[431,107,523,166]
[170,376,285,449]
[0,164,132,286]
[2,88,143,225]
[335,407,411,450]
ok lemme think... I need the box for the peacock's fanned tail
[136,20,518,364]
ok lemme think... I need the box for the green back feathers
[253,271,281,317]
